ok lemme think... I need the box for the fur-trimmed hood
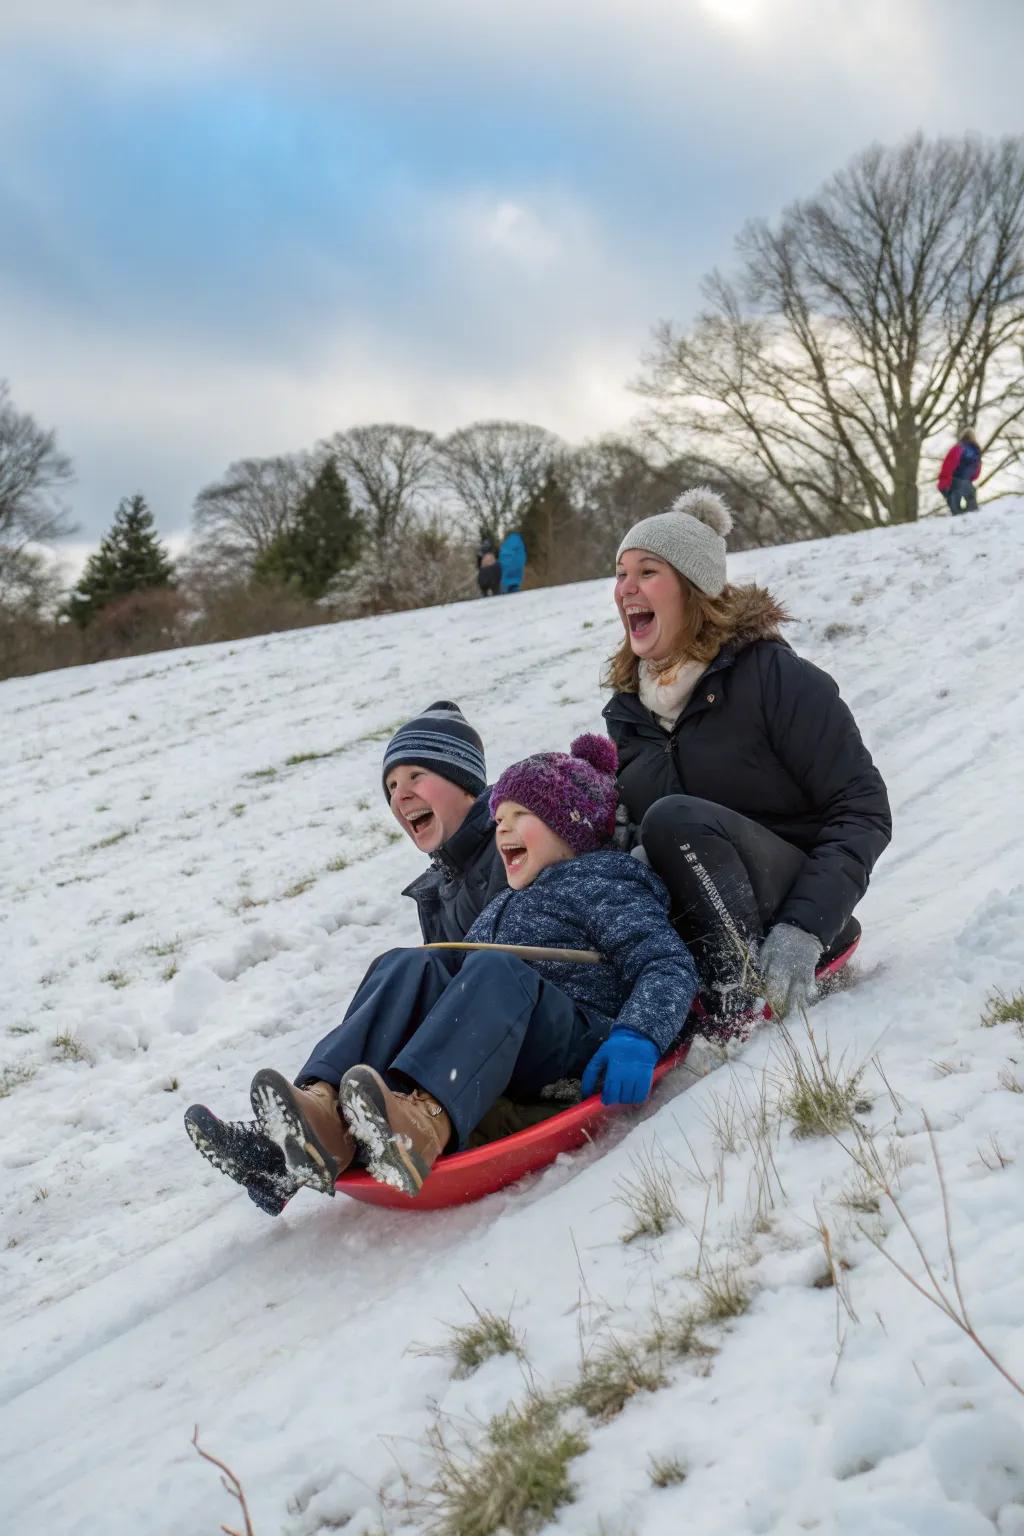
[715,584,789,649]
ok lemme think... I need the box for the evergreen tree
[251,458,363,599]
[519,467,577,586]
[68,494,174,626]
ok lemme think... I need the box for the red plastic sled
[335,935,859,1212]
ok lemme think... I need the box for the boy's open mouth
[626,608,655,638]
[499,842,528,874]
[407,808,435,840]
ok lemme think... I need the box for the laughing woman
[602,488,891,1032]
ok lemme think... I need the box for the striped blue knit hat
[381,701,486,801]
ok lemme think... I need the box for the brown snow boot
[339,1065,451,1197]
[249,1070,356,1196]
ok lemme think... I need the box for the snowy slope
[2,505,1023,1536]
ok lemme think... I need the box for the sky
[2,0,1023,565]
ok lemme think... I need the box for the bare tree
[0,544,64,616]
[326,424,438,550]
[0,381,75,609]
[564,436,774,574]
[189,453,312,575]
[638,135,1024,532]
[438,420,563,539]
[331,514,474,618]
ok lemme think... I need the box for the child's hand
[581,1030,659,1106]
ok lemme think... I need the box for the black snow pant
[946,479,978,515]
[639,795,857,1011]
[294,948,610,1150]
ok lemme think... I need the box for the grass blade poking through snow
[774,1022,870,1139]
[980,986,1024,1031]
[423,1393,587,1536]
[613,1143,683,1243]
[413,1292,525,1378]
[840,1115,1024,1403]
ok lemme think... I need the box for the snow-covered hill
[2,505,1024,1536]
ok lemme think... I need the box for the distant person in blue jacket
[499,530,527,593]
[938,430,982,515]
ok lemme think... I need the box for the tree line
[2,131,1023,680]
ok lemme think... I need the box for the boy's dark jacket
[402,791,508,944]
[465,848,698,1055]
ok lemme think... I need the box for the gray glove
[759,923,823,1018]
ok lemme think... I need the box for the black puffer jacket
[402,790,508,944]
[602,590,891,948]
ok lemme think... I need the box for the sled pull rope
[423,941,602,965]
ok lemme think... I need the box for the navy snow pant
[946,479,978,515]
[295,949,610,1150]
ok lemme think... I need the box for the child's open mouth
[499,842,528,874]
[407,808,436,841]
[626,608,655,638]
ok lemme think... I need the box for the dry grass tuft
[977,1133,1013,1171]
[693,1256,750,1323]
[775,1024,870,1139]
[570,1335,667,1422]
[838,1172,881,1216]
[648,1453,687,1489]
[614,1145,683,1243]
[424,1393,587,1536]
[646,1304,715,1365]
[981,987,1024,1030]
[52,1031,90,1063]
[416,1297,525,1379]
[0,1061,36,1098]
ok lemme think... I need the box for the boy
[185,700,504,1214]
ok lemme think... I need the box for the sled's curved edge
[334,1038,693,1211]
[334,935,860,1212]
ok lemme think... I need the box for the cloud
[2,0,1022,555]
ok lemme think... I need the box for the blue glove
[581,1029,659,1106]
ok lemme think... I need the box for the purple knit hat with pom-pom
[488,734,619,855]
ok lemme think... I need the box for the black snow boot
[184,1104,301,1217]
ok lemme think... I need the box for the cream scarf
[638,656,707,733]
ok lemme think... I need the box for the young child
[184,735,698,1209]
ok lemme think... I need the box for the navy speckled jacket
[464,848,698,1054]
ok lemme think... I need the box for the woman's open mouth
[499,842,528,875]
[626,608,655,639]
[407,808,436,840]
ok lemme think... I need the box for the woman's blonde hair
[602,573,787,694]
[960,427,980,447]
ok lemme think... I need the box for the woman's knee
[640,795,725,851]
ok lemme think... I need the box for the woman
[602,487,891,1030]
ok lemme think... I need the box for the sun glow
[697,0,767,31]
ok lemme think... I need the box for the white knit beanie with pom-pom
[616,486,733,596]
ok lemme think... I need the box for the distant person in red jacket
[938,429,982,515]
